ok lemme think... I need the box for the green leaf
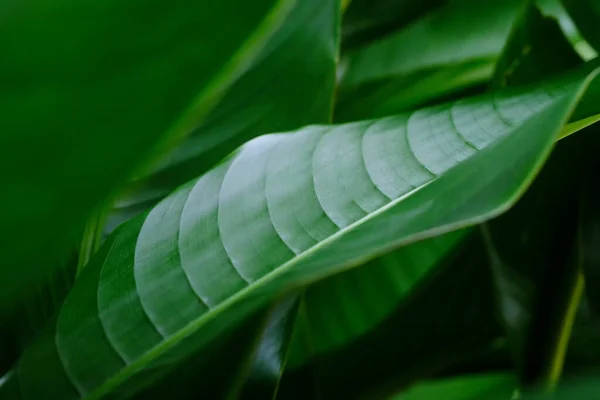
[390,373,516,400]
[335,0,522,121]
[107,0,341,231]
[563,0,600,52]
[238,296,300,400]
[126,307,277,400]
[0,0,295,311]
[285,231,466,366]
[4,67,599,399]
[278,233,506,399]
[538,0,597,59]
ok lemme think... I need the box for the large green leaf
[0,0,295,311]
[106,0,341,232]
[335,0,522,121]
[3,67,599,399]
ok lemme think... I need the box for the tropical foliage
[3,0,600,399]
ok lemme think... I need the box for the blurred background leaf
[563,0,600,53]
[335,0,522,121]
[0,0,294,317]
[390,373,515,400]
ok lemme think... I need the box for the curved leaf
[4,67,599,399]
[0,0,294,310]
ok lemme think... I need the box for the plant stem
[545,266,584,391]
